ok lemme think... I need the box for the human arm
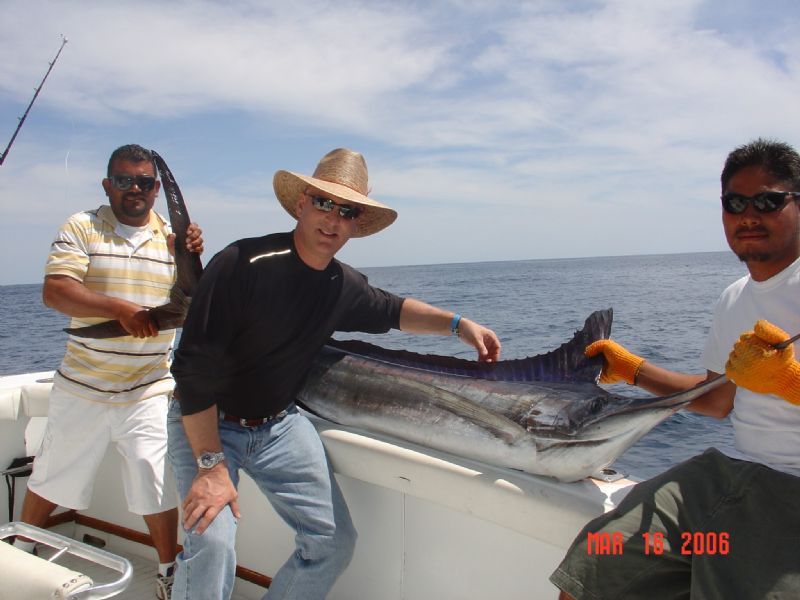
[586,339,735,417]
[178,405,240,534]
[43,274,158,338]
[43,212,165,337]
[398,298,501,362]
[43,214,204,337]
[725,320,800,405]
[171,248,242,532]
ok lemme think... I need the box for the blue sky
[1,0,799,285]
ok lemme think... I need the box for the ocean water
[0,251,747,480]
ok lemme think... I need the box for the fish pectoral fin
[394,377,527,444]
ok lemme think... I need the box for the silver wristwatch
[196,451,226,470]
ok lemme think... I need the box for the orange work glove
[725,320,800,405]
[585,339,645,385]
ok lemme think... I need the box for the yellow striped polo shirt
[46,205,177,404]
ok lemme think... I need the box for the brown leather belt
[220,410,288,428]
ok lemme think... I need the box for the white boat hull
[0,371,636,599]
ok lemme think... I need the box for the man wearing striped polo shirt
[16,144,203,600]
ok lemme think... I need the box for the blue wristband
[450,313,462,336]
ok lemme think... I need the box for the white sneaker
[155,571,173,600]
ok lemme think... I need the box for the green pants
[550,448,800,599]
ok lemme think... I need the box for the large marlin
[298,310,727,482]
[65,150,203,339]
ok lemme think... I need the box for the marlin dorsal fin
[327,308,612,384]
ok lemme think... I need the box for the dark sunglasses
[109,174,157,192]
[310,196,362,220]
[721,191,800,214]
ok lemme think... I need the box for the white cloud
[0,0,447,127]
[1,0,798,284]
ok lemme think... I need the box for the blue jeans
[167,400,356,600]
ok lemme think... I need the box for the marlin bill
[298,309,726,482]
[64,150,203,339]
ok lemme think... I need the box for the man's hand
[725,320,800,405]
[116,301,158,338]
[185,222,204,254]
[167,222,204,256]
[585,339,645,385]
[182,463,240,535]
[457,318,501,362]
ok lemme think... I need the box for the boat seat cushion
[22,382,52,417]
[0,541,93,598]
[0,388,21,420]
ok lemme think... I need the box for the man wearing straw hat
[168,148,502,599]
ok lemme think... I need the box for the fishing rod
[0,35,68,167]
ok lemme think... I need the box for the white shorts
[28,386,177,515]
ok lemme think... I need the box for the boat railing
[0,521,132,599]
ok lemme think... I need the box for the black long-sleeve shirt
[172,232,404,417]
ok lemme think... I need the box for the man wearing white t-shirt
[551,138,800,599]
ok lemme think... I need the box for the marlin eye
[590,397,607,414]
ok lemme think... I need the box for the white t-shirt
[116,221,153,250]
[701,255,800,476]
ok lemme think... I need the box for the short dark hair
[107,144,156,177]
[721,138,800,192]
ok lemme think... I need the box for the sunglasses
[310,196,362,220]
[109,174,157,192]
[721,191,800,214]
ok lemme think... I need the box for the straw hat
[273,148,397,238]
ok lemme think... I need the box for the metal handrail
[0,521,132,599]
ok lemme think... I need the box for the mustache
[734,225,769,236]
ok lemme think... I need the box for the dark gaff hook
[773,332,800,351]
